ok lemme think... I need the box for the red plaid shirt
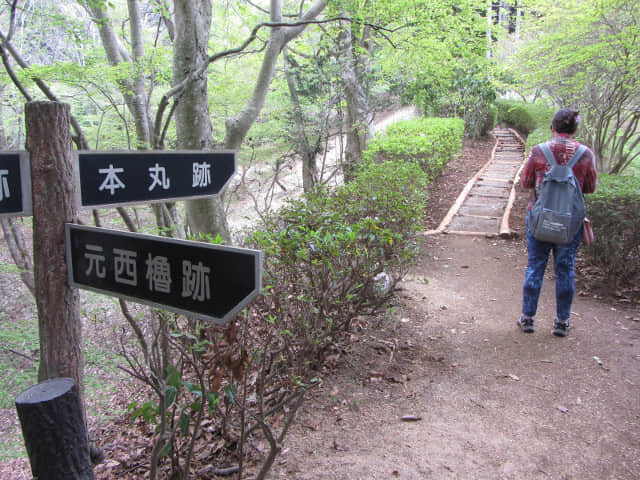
[521,134,598,210]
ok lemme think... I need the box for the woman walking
[518,108,598,337]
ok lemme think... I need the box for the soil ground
[1,129,639,479]
[268,136,640,480]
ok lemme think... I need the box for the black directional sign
[66,224,262,324]
[0,152,31,218]
[76,151,235,208]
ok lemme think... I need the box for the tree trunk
[224,0,328,153]
[284,51,317,193]
[173,0,326,239]
[88,2,151,149]
[127,0,152,148]
[173,0,230,240]
[486,0,493,58]
[15,378,94,480]
[25,101,84,403]
[338,23,374,182]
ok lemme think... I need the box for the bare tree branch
[154,11,399,141]
[0,218,34,295]
[0,29,90,149]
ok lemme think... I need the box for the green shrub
[249,159,429,366]
[364,117,464,180]
[495,100,555,135]
[405,65,498,138]
[584,174,640,288]
[478,103,498,138]
[524,128,550,155]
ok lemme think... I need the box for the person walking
[518,108,598,336]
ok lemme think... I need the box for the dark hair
[552,108,580,134]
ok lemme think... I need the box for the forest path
[270,132,640,480]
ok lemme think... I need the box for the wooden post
[25,102,84,397]
[15,378,94,480]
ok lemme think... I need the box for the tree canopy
[509,0,640,173]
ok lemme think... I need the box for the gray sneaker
[553,319,570,337]
[517,316,535,333]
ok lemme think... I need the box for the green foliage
[511,0,640,173]
[408,65,499,138]
[583,174,640,288]
[363,117,464,180]
[524,128,550,155]
[495,100,555,135]
[371,1,493,138]
[250,158,429,364]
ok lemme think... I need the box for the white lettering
[145,254,172,293]
[192,162,211,188]
[181,260,211,301]
[98,164,125,195]
[0,169,10,201]
[84,244,106,279]
[113,248,137,286]
[148,163,170,191]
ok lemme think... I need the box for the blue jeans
[522,212,582,322]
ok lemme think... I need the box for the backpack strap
[567,144,587,168]
[538,143,557,167]
[539,143,587,169]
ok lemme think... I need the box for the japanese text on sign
[77,151,235,208]
[0,152,31,218]
[97,162,211,196]
[0,169,10,201]
[82,244,212,301]
[66,224,262,324]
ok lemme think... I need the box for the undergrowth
[584,174,640,290]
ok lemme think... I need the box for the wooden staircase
[427,128,526,237]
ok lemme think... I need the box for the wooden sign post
[25,101,85,401]
[16,101,261,477]
[22,101,93,477]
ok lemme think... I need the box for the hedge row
[248,116,463,368]
[584,174,640,288]
[495,100,555,135]
[250,159,430,366]
[363,117,465,180]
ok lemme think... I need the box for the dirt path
[269,149,640,480]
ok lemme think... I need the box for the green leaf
[179,410,190,437]
[165,385,177,408]
[158,440,172,459]
[167,365,181,390]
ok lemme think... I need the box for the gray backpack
[529,143,587,244]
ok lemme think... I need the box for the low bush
[584,174,640,289]
[495,100,554,135]
[363,117,464,180]
[524,128,550,155]
[249,158,429,368]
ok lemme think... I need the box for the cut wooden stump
[15,378,94,480]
